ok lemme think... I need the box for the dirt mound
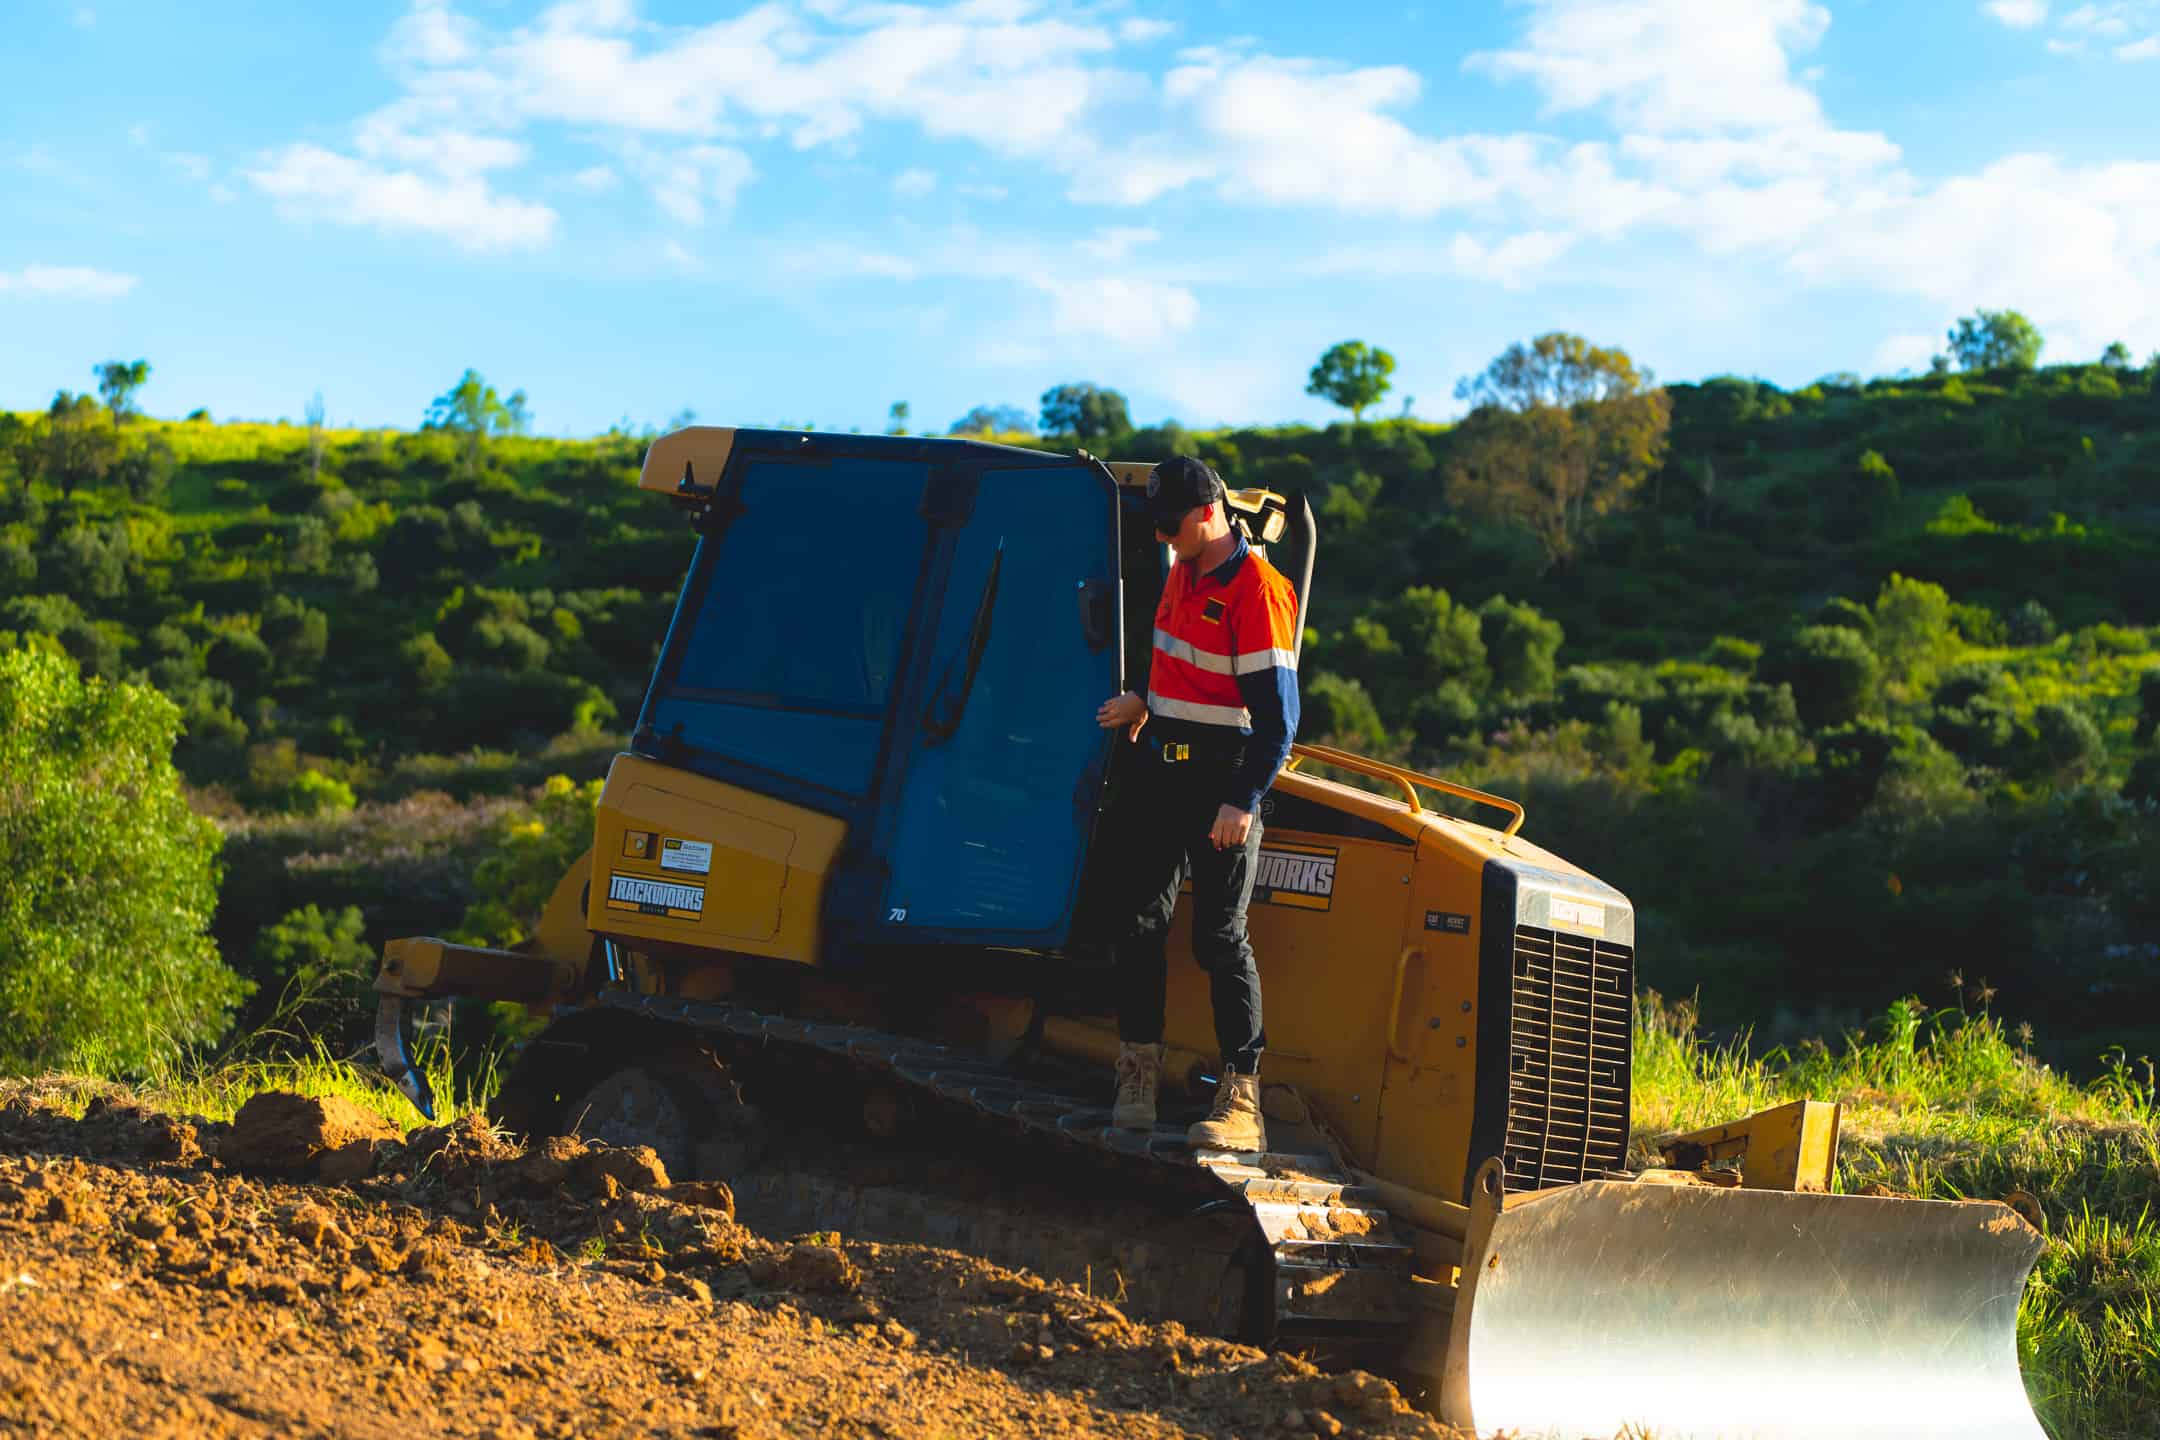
[220,1091,402,1180]
[0,1086,1463,1438]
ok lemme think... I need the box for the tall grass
[1633,991,2160,1440]
[21,1028,492,1131]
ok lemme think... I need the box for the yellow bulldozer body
[372,425,2048,1437]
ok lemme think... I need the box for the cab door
[852,459,1122,949]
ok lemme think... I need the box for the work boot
[1187,1072,1266,1153]
[1112,1042,1164,1131]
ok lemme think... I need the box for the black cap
[1146,455,1224,530]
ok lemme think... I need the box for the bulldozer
[373,427,2048,1437]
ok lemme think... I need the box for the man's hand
[1209,804,1254,851]
[1095,690,1148,740]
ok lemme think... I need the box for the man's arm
[1225,578,1301,813]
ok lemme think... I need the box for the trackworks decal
[1252,843,1337,911]
[606,872,705,921]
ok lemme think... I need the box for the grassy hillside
[2,361,2158,1073]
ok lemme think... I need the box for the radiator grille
[1504,925,1633,1192]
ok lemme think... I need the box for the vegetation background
[2,319,2156,1435]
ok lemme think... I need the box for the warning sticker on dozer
[606,873,705,920]
[1252,843,1338,911]
[660,837,713,875]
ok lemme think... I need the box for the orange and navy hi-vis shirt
[1145,533,1302,812]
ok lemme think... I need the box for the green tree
[1446,333,1672,571]
[422,369,530,476]
[41,391,121,498]
[950,404,1033,436]
[248,903,372,1044]
[0,648,243,1072]
[2100,341,2132,370]
[1872,573,1957,689]
[305,390,327,485]
[1039,383,1132,442]
[1306,340,1396,423]
[1301,672,1388,751]
[1946,309,2043,371]
[1477,595,1564,697]
[93,358,151,422]
[886,401,910,436]
[456,774,604,948]
[0,413,37,497]
[1825,448,1899,541]
[260,595,329,675]
[2022,702,2105,785]
[1767,625,1880,730]
[2133,669,2160,745]
[43,523,133,602]
[0,541,34,594]
[114,431,177,504]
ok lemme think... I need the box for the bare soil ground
[0,1081,1459,1440]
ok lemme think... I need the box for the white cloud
[892,167,938,198]
[1984,0,2050,26]
[2060,3,2128,33]
[1788,154,2160,363]
[163,152,212,182]
[2120,33,2160,54]
[568,163,617,190]
[1119,18,1175,43]
[1079,225,1158,260]
[1305,229,1575,288]
[386,0,481,64]
[1469,0,1834,135]
[1870,332,1939,375]
[1448,230,1577,288]
[244,143,558,251]
[0,264,137,299]
[618,142,754,225]
[1034,274,1197,346]
[127,124,149,146]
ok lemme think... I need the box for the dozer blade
[1432,1165,2046,1439]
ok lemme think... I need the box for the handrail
[1286,742,1526,838]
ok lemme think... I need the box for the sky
[3,0,2158,437]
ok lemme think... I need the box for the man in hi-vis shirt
[1093,456,1301,1153]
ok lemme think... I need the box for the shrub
[455,775,603,949]
[1767,625,1880,730]
[1303,671,1388,751]
[1872,573,1958,687]
[206,627,274,691]
[260,595,329,675]
[0,541,34,593]
[1478,595,1565,698]
[284,769,357,817]
[0,649,245,1072]
[247,903,374,1046]
[2008,600,2058,646]
[1702,636,1761,676]
[2137,670,2160,745]
[2022,703,2106,785]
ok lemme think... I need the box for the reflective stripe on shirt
[1146,691,1252,728]
[1153,627,1235,675]
[1232,646,1298,675]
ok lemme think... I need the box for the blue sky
[4,0,2158,436]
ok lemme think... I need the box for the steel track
[573,989,1419,1344]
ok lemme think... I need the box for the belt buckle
[1160,742,1190,764]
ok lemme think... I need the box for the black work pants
[1109,737,1266,1074]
